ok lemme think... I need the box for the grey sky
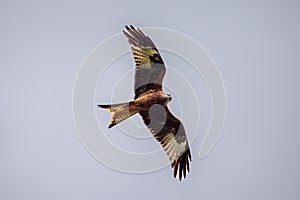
[1,1,299,200]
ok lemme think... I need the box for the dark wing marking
[123,25,166,99]
[139,104,192,180]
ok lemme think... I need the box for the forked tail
[98,101,137,128]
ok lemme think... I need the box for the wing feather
[139,105,192,180]
[123,25,166,99]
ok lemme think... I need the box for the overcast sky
[1,1,299,200]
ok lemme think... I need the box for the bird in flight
[98,25,192,180]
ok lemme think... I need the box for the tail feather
[98,101,137,128]
[97,104,111,109]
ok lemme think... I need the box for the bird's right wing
[123,25,166,99]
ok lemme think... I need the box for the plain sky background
[1,0,299,200]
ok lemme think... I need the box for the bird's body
[134,90,172,108]
[98,25,192,180]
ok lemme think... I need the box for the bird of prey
[98,25,192,180]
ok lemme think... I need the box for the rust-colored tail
[98,101,137,128]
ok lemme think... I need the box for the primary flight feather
[98,25,192,180]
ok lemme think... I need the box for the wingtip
[172,148,192,181]
[124,25,138,31]
[188,148,192,161]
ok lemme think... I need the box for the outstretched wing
[123,25,166,99]
[139,105,192,180]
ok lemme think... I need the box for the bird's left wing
[139,105,192,180]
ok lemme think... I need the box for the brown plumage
[98,25,192,180]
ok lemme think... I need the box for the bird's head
[162,93,172,105]
[166,93,172,102]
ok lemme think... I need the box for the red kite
[98,25,191,180]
